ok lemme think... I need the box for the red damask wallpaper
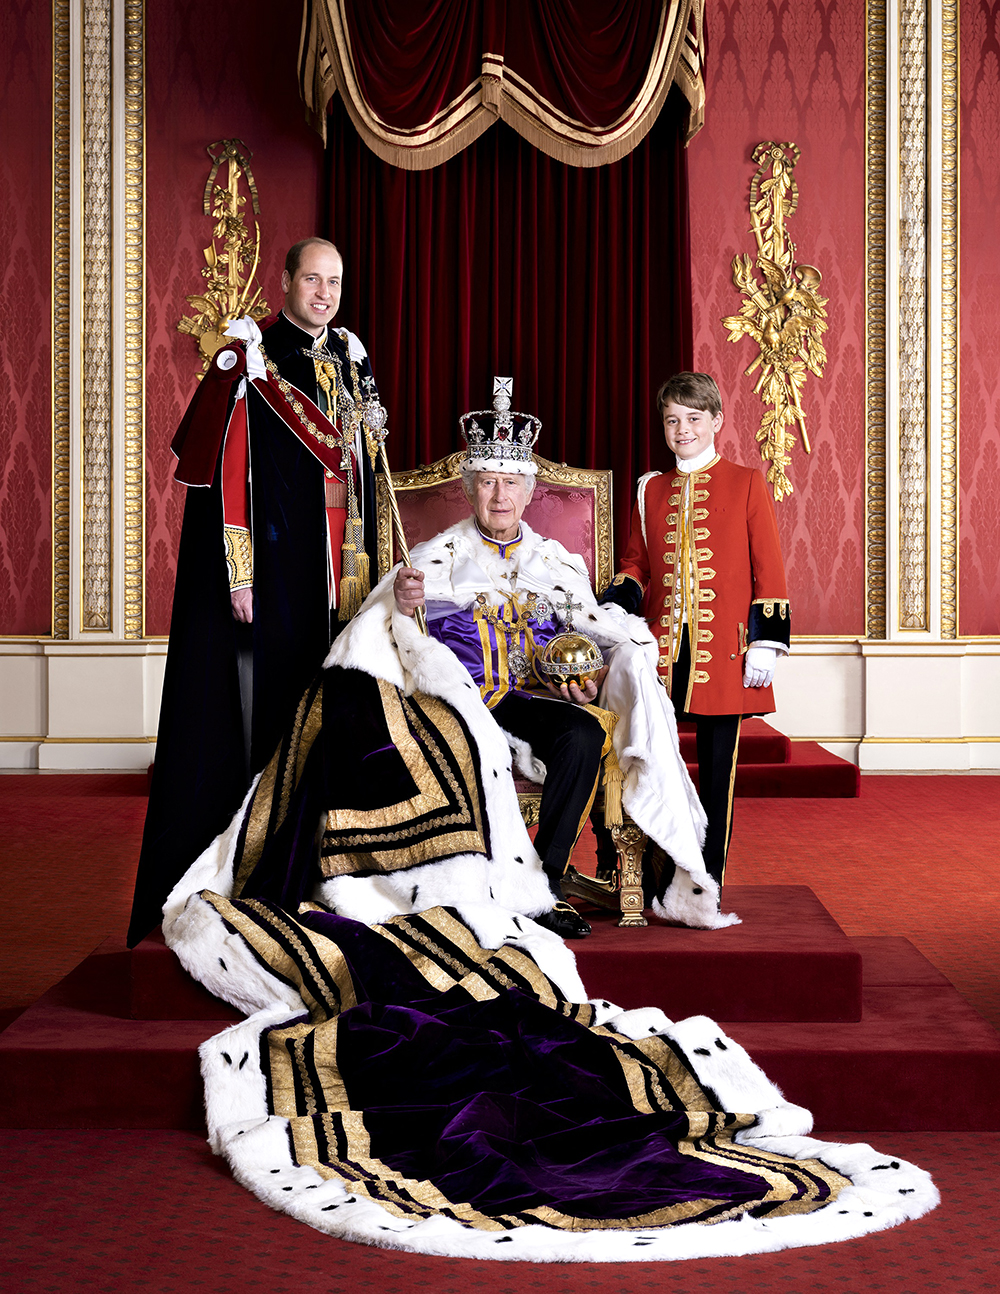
[144,0,324,634]
[687,0,866,636]
[0,1,52,636]
[959,0,1000,636]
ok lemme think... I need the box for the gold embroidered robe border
[230,670,489,900]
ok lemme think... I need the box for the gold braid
[335,338,378,621]
[260,338,371,621]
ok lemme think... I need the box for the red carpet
[724,776,1000,1033]
[0,773,146,1015]
[1,772,998,1284]
[2,1128,996,1292]
[679,718,861,797]
[1,771,995,1026]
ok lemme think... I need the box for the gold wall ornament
[177,139,269,368]
[722,142,828,502]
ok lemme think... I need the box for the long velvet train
[164,884,938,1262]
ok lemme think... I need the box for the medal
[507,647,531,680]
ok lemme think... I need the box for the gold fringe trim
[601,747,625,827]
[337,455,371,622]
[582,703,625,826]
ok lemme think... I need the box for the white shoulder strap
[339,328,368,362]
[637,471,660,554]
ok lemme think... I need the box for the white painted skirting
[1,636,998,772]
[770,638,1000,771]
[0,640,166,770]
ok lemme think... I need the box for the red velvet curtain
[342,0,669,129]
[325,89,692,553]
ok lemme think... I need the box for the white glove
[743,644,776,689]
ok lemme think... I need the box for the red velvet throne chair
[375,451,648,927]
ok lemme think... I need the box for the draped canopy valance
[298,0,706,168]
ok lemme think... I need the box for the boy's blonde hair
[656,372,722,418]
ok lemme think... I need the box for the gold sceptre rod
[375,439,427,636]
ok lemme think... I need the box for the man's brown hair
[284,238,342,278]
[655,372,723,418]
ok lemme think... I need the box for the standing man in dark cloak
[128,238,382,945]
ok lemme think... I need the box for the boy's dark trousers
[670,626,741,887]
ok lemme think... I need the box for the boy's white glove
[743,645,776,688]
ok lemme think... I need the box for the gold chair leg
[610,822,648,927]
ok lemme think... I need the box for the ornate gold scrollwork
[177,139,269,369]
[723,142,828,503]
[516,793,541,829]
[610,822,648,928]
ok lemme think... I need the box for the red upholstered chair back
[376,452,614,590]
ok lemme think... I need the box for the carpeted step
[677,717,790,765]
[723,936,1000,1132]
[692,741,861,798]
[131,930,241,1021]
[0,950,216,1130]
[573,885,863,1022]
[4,922,996,1133]
[134,887,861,1024]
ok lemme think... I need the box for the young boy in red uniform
[600,372,790,887]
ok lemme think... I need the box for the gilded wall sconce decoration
[177,138,270,369]
[722,142,828,501]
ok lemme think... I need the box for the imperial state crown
[459,377,541,476]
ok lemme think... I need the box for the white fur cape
[166,515,731,935]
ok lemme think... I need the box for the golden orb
[537,632,605,687]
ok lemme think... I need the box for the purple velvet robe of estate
[426,601,563,708]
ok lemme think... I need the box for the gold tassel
[338,569,363,622]
[582,702,625,824]
[601,747,625,827]
[337,472,370,623]
[315,359,337,415]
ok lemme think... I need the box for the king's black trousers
[493,691,605,891]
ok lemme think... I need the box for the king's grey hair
[461,471,536,502]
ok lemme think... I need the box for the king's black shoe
[534,901,591,939]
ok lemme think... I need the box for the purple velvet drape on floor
[324,90,693,554]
